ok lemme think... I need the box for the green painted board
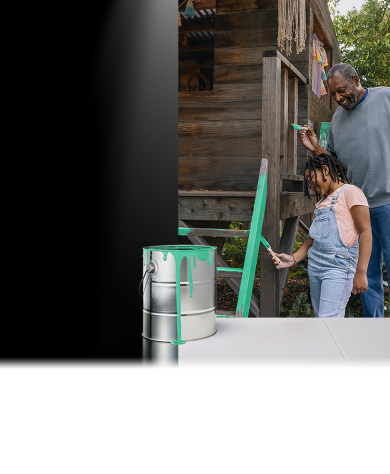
[318,122,331,150]
[235,159,268,318]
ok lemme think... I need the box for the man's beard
[338,91,358,110]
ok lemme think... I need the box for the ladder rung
[217,267,243,279]
[179,227,250,238]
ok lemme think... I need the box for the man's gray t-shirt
[327,87,390,208]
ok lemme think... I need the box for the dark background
[88,0,178,359]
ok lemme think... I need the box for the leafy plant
[345,261,389,317]
[345,292,362,317]
[222,222,261,271]
[328,0,390,87]
[281,292,314,317]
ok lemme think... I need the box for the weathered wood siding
[179,0,276,192]
[178,0,341,191]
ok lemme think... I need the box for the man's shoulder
[330,105,344,123]
[368,87,390,98]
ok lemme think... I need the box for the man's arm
[299,125,332,156]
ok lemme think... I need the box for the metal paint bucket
[142,245,217,342]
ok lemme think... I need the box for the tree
[328,0,390,87]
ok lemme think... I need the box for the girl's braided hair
[305,153,349,198]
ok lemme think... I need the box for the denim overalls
[308,185,359,318]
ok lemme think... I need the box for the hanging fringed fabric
[184,0,195,18]
[312,34,328,98]
[320,47,328,67]
[278,0,307,55]
[178,12,182,27]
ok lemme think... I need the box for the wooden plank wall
[179,0,278,192]
[178,0,341,190]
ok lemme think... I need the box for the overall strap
[331,184,348,204]
[315,194,328,209]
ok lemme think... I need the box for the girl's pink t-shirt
[316,184,369,246]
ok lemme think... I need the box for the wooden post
[260,52,281,317]
[278,216,300,312]
[280,68,289,178]
[288,77,298,174]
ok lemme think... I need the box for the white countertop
[179,318,390,366]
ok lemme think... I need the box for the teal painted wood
[217,267,243,273]
[318,122,331,150]
[178,159,268,319]
[235,159,268,318]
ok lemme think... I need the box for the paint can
[142,245,217,343]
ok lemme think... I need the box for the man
[299,63,390,317]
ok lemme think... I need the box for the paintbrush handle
[266,246,281,265]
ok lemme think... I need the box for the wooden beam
[288,77,298,174]
[260,55,281,318]
[280,67,289,177]
[179,0,216,11]
[280,193,315,219]
[278,216,300,313]
[179,228,250,238]
[217,270,243,279]
[178,220,259,317]
[179,41,214,53]
[179,33,188,46]
[262,50,307,84]
[179,21,215,33]
[178,192,315,221]
[281,173,304,181]
[298,219,310,235]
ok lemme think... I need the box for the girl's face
[305,166,332,196]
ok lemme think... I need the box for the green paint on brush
[143,245,216,345]
[291,123,303,130]
[291,123,308,131]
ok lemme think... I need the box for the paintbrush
[291,123,309,131]
[260,235,282,265]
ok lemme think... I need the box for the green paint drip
[143,245,216,345]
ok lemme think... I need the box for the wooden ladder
[179,158,268,318]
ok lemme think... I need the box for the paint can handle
[138,262,157,297]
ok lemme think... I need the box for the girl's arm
[350,205,372,294]
[271,238,313,269]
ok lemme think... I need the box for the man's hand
[352,270,368,294]
[299,125,319,153]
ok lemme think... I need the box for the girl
[273,153,372,318]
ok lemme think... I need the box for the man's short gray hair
[327,63,358,82]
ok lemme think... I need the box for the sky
[334,0,366,15]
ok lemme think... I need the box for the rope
[278,0,306,55]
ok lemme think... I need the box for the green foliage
[222,222,261,271]
[328,0,390,87]
[345,292,362,317]
[344,261,388,317]
[281,292,315,317]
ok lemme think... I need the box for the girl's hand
[352,271,368,294]
[272,253,294,270]
[299,125,319,153]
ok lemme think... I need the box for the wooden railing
[260,50,311,317]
